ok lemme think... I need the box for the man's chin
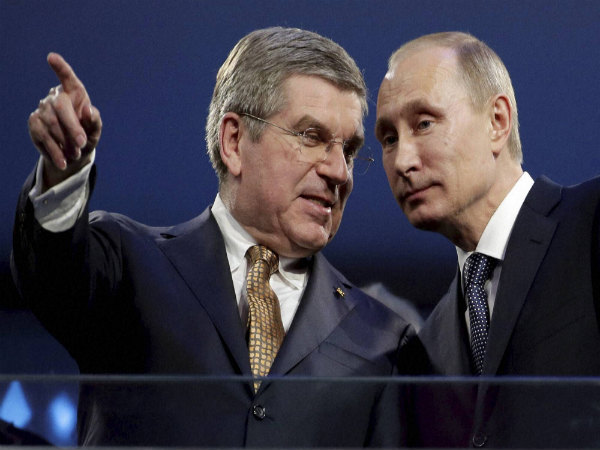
[404,209,441,232]
[291,229,331,256]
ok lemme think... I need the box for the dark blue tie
[464,252,496,375]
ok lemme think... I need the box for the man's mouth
[401,184,433,202]
[301,195,335,209]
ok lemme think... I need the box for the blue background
[1,0,599,443]
[1,0,599,371]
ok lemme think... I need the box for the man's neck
[447,166,524,251]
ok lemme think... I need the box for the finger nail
[76,134,87,148]
[75,148,82,160]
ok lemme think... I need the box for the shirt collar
[457,172,534,272]
[210,193,307,289]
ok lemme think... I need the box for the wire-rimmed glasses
[240,113,374,175]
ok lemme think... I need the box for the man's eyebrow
[374,117,392,140]
[291,115,327,131]
[375,99,440,138]
[293,114,364,144]
[401,99,437,115]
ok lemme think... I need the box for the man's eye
[343,145,359,162]
[382,135,398,147]
[416,120,432,131]
[301,129,323,147]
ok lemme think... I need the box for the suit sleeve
[11,165,130,369]
[591,196,600,329]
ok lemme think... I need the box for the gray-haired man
[13,27,414,446]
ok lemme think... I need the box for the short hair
[388,32,522,163]
[206,27,368,184]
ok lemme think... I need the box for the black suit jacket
[12,168,414,447]
[405,175,600,447]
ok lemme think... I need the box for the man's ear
[489,94,512,155]
[219,112,243,176]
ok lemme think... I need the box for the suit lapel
[156,207,251,375]
[484,177,561,375]
[269,253,357,375]
[419,269,472,375]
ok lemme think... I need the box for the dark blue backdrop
[1,0,599,373]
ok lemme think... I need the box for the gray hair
[206,27,368,184]
[389,32,522,163]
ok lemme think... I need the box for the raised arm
[28,53,102,190]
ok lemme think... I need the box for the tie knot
[247,245,279,276]
[464,252,496,288]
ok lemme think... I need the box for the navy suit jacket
[12,168,414,447]
[403,175,600,448]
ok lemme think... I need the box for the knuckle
[28,112,38,126]
[48,85,61,96]
[53,99,65,113]
[45,114,59,129]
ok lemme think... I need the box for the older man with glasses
[12,27,414,447]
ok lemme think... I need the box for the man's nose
[316,142,350,185]
[394,135,421,176]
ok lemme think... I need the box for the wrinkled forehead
[280,75,365,138]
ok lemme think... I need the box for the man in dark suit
[375,32,600,447]
[12,27,414,446]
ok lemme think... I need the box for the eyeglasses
[240,113,374,175]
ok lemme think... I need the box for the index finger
[47,52,84,93]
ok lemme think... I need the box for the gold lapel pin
[335,287,345,298]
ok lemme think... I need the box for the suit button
[472,432,487,447]
[253,405,266,420]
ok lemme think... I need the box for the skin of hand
[28,53,102,190]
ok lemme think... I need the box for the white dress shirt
[456,172,534,336]
[28,155,307,332]
[30,152,96,232]
[211,195,308,332]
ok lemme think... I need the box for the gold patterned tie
[246,245,285,392]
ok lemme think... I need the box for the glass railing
[1,375,599,448]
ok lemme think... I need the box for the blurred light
[48,392,76,441]
[0,381,32,427]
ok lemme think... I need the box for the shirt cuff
[29,151,96,232]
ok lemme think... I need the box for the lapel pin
[335,287,345,298]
